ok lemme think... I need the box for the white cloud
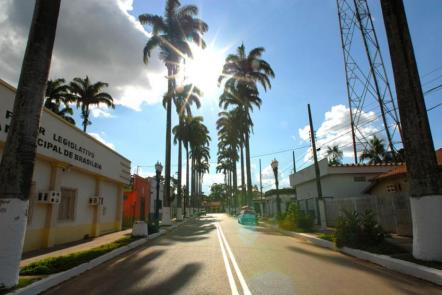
[0,0,165,111]
[88,132,116,150]
[90,106,115,118]
[298,104,380,162]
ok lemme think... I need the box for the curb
[9,218,193,295]
[259,222,442,286]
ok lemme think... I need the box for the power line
[250,145,309,159]
[428,102,442,112]
[422,65,442,79]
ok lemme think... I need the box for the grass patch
[318,233,336,242]
[20,235,140,276]
[0,277,41,294]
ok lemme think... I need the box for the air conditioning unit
[89,196,104,206]
[37,191,61,204]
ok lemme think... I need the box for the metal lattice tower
[337,0,402,163]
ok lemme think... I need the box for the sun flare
[183,43,227,98]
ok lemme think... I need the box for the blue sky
[1,0,441,193]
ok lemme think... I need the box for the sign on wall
[0,81,131,185]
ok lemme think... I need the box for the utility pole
[292,150,297,199]
[381,0,442,260]
[292,151,297,174]
[308,104,327,229]
[259,159,264,216]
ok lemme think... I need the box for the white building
[289,158,398,223]
[0,79,131,252]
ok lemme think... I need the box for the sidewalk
[20,229,132,267]
[20,217,185,268]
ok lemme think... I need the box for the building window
[353,176,366,182]
[386,183,401,193]
[58,188,76,221]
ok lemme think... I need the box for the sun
[184,43,227,98]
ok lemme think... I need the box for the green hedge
[20,236,139,275]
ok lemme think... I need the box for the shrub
[335,209,384,248]
[277,203,315,232]
[279,203,299,231]
[297,212,315,232]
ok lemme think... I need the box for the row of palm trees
[44,77,114,132]
[326,135,405,165]
[139,0,210,217]
[216,44,275,209]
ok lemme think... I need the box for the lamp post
[271,159,281,217]
[155,161,163,229]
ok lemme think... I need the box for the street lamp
[155,161,163,229]
[271,158,281,217]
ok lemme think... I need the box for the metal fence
[323,194,412,235]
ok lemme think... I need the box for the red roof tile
[377,149,442,179]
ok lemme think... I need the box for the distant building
[259,188,296,217]
[0,79,131,253]
[365,149,442,236]
[289,158,399,224]
[123,175,150,227]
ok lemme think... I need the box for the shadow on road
[155,216,218,246]
[286,244,442,295]
[130,263,202,294]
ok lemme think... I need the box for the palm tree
[188,118,210,211]
[139,0,208,217]
[171,85,201,218]
[44,79,76,125]
[219,43,275,206]
[326,145,343,165]
[360,135,386,164]
[217,110,242,209]
[69,76,114,132]
[381,0,442,261]
[0,0,61,288]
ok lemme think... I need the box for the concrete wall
[0,79,130,252]
[264,193,296,217]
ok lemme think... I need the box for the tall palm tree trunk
[186,145,190,214]
[163,65,175,224]
[191,156,195,211]
[0,0,61,288]
[233,160,238,213]
[245,132,253,206]
[240,144,246,206]
[381,0,442,261]
[177,137,183,219]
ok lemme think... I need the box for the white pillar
[161,207,172,225]
[410,195,442,261]
[318,199,327,230]
[176,207,183,221]
[0,199,28,288]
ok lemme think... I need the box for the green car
[237,208,257,225]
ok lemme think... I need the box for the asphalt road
[44,214,442,295]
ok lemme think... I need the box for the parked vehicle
[238,207,257,225]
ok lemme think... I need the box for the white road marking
[216,222,239,295]
[217,223,252,295]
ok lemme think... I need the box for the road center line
[217,223,252,295]
[216,222,239,295]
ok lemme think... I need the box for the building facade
[290,158,399,224]
[123,174,150,227]
[0,79,131,252]
[365,149,442,236]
